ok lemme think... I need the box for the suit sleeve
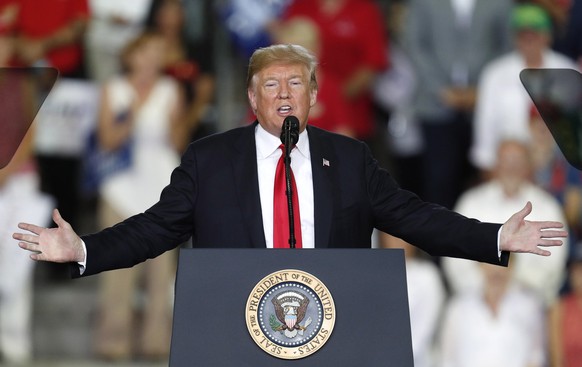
[364,143,508,265]
[71,144,199,277]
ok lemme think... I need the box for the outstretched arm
[499,201,567,256]
[13,208,85,263]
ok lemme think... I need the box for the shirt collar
[255,122,310,159]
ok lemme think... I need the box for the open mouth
[278,105,292,115]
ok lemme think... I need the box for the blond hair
[246,43,318,91]
[121,31,164,72]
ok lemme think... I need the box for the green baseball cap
[512,4,552,32]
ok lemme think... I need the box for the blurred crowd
[1,0,582,366]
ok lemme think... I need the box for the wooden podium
[169,248,414,366]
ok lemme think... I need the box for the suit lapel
[232,122,267,248]
[307,126,334,248]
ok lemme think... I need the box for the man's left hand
[500,201,567,256]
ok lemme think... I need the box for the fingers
[17,241,41,254]
[516,201,533,221]
[539,239,564,247]
[30,253,42,261]
[18,241,50,262]
[536,221,565,230]
[531,247,551,257]
[29,250,47,262]
[16,222,44,235]
[52,208,66,227]
[539,229,568,238]
[12,232,39,244]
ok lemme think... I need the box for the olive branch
[269,314,282,332]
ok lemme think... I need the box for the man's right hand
[13,208,85,263]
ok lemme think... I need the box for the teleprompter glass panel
[520,68,582,170]
[0,67,58,169]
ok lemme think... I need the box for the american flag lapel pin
[322,158,330,167]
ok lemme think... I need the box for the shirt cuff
[497,225,503,259]
[77,239,87,275]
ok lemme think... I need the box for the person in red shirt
[279,0,388,141]
[13,0,89,77]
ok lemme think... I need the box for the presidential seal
[245,269,336,360]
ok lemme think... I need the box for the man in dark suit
[13,44,566,276]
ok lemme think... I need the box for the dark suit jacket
[76,123,508,277]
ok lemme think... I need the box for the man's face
[248,62,317,137]
[495,142,531,192]
[515,29,550,59]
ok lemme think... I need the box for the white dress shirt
[255,124,315,248]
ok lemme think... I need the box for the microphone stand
[281,117,299,248]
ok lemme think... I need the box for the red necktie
[273,145,302,248]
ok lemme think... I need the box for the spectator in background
[443,140,568,306]
[549,243,582,367]
[272,17,355,137]
[373,1,423,194]
[85,0,153,82]
[403,0,513,209]
[474,3,582,261]
[380,234,444,367]
[147,0,217,144]
[439,262,546,367]
[0,0,16,35]
[278,0,388,143]
[0,29,54,363]
[12,0,90,230]
[517,0,572,51]
[13,0,89,77]
[470,3,576,176]
[94,32,185,361]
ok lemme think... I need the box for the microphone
[280,115,300,147]
[280,116,300,248]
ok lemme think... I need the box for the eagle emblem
[271,291,313,338]
[246,270,336,359]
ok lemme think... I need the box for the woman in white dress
[95,31,186,361]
